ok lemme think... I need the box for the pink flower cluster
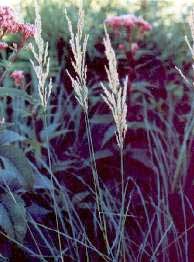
[0,6,18,33]
[19,23,36,41]
[0,6,36,41]
[10,70,24,86]
[105,14,152,32]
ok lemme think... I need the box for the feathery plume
[65,6,88,111]
[101,27,128,148]
[29,1,52,109]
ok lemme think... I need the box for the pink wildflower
[19,23,36,41]
[0,41,8,49]
[0,6,19,33]
[105,14,136,29]
[105,14,152,32]
[11,70,25,86]
[118,43,125,50]
[136,17,152,31]
[0,6,36,46]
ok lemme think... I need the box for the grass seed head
[66,6,88,112]
[102,28,128,148]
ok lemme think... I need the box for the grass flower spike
[101,27,128,259]
[101,28,128,148]
[29,1,52,110]
[65,7,88,112]
[0,2,192,261]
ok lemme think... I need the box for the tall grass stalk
[142,93,189,260]
[29,1,63,260]
[2,2,194,260]
[65,5,111,256]
[101,27,128,259]
[171,10,194,191]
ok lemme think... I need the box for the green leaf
[128,148,157,172]
[0,87,33,103]
[0,203,14,239]
[52,160,77,172]
[72,191,90,206]
[34,173,53,191]
[27,203,49,218]
[40,123,67,141]
[0,193,27,243]
[94,149,113,160]
[84,149,113,166]
[0,130,26,145]
[102,125,116,147]
[90,114,113,124]
[0,145,34,190]
[0,170,22,190]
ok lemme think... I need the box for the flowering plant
[0,6,36,45]
[10,70,25,86]
[0,6,36,89]
[105,14,152,57]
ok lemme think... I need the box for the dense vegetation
[0,0,193,261]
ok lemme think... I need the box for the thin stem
[84,109,111,257]
[36,222,110,262]
[172,107,194,191]
[120,143,124,206]
[43,112,64,262]
[29,214,57,258]
[115,142,126,260]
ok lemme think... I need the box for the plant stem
[115,141,126,260]
[84,110,111,256]
[43,112,64,262]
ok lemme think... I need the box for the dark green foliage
[0,145,34,190]
[0,193,27,243]
[0,1,193,260]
